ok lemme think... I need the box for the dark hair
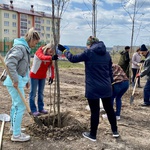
[136,48,140,52]
[125,46,130,50]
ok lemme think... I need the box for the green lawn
[58,60,84,68]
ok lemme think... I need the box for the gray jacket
[5,45,30,83]
[140,51,150,80]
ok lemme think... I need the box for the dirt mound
[27,112,88,141]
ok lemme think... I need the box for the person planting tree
[57,36,119,142]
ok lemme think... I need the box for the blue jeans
[143,80,150,105]
[112,81,129,116]
[29,78,46,113]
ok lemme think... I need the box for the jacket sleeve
[5,47,24,83]
[64,50,88,63]
[140,59,150,77]
[36,47,52,61]
[132,53,138,66]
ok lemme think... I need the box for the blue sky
[1,0,150,47]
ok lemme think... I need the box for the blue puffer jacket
[64,41,113,99]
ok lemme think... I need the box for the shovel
[0,114,10,150]
[0,54,43,127]
[130,63,143,104]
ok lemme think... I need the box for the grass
[58,60,84,68]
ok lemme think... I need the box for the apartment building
[0,1,60,52]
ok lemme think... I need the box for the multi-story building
[0,1,60,52]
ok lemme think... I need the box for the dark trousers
[87,97,118,137]
[132,68,140,85]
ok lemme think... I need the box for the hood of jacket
[90,41,106,55]
[13,38,31,53]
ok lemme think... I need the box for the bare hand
[13,82,18,89]
[26,82,30,89]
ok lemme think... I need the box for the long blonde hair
[24,27,40,42]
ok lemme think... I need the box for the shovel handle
[131,63,143,103]
[0,55,31,114]
[0,119,5,150]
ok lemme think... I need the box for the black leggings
[87,97,118,137]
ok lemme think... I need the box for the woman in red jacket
[29,43,58,116]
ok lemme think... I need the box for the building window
[46,27,50,31]
[21,22,27,29]
[46,20,50,25]
[41,19,44,24]
[41,33,44,37]
[4,13,9,18]
[12,22,16,27]
[12,14,16,19]
[20,29,27,36]
[46,34,50,38]
[12,30,16,34]
[35,17,41,23]
[28,20,31,24]
[20,14,27,22]
[4,21,9,26]
[41,26,44,31]
[4,29,9,34]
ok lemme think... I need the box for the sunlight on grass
[58,60,84,68]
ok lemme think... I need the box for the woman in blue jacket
[3,27,40,142]
[58,36,119,142]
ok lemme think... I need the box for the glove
[136,73,140,78]
[48,78,53,85]
[58,44,66,52]
[140,60,145,63]
[64,45,70,51]
[52,54,58,60]
[137,63,141,66]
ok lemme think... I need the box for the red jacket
[30,47,54,79]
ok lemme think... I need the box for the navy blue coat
[64,41,113,99]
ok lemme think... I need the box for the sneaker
[11,133,30,142]
[32,111,40,117]
[116,116,120,120]
[82,132,96,142]
[39,109,48,114]
[113,131,119,138]
[9,128,26,134]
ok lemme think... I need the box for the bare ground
[0,67,150,150]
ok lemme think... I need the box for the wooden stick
[0,119,5,150]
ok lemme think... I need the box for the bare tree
[51,0,69,127]
[121,0,145,52]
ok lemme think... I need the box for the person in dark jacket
[58,36,119,142]
[118,46,130,78]
[136,44,150,106]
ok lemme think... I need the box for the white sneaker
[116,116,120,120]
[11,133,30,142]
[9,128,26,134]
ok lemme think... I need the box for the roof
[0,3,60,19]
